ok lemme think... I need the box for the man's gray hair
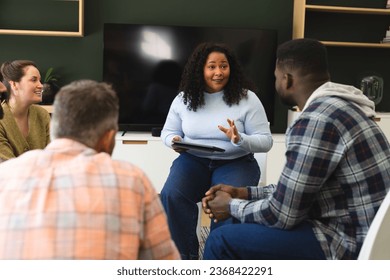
[51,80,119,148]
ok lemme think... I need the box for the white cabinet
[376,113,390,141]
[265,134,286,185]
[112,132,269,191]
[254,152,267,186]
[112,132,178,193]
[112,112,390,193]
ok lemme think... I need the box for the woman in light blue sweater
[160,42,273,259]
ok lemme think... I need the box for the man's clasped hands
[202,184,249,222]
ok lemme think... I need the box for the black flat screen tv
[103,23,277,132]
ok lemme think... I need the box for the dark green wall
[0,0,292,133]
[0,0,293,86]
[1,0,388,133]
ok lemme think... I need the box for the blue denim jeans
[203,222,326,260]
[160,152,260,259]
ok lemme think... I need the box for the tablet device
[172,141,225,153]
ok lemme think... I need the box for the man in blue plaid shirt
[202,38,390,260]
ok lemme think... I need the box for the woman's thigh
[208,154,260,229]
[162,152,211,202]
[211,154,260,186]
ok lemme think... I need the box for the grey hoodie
[302,82,376,118]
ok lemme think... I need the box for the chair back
[358,191,390,259]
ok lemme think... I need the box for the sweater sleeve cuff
[231,133,243,146]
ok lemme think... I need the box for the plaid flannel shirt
[0,139,179,260]
[230,96,390,259]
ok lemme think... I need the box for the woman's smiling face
[11,65,43,105]
[203,51,230,93]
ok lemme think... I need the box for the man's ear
[95,129,116,155]
[285,73,293,89]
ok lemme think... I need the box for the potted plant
[41,67,60,104]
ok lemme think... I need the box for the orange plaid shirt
[0,139,179,260]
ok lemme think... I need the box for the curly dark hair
[179,42,256,111]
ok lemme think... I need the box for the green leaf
[43,67,60,86]
[44,67,54,83]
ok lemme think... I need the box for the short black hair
[276,38,329,76]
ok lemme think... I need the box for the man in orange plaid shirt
[0,80,179,260]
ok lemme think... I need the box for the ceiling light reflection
[141,31,172,60]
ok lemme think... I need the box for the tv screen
[103,23,277,132]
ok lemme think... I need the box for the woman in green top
[0,81,5,119]
[0,60,50,161]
